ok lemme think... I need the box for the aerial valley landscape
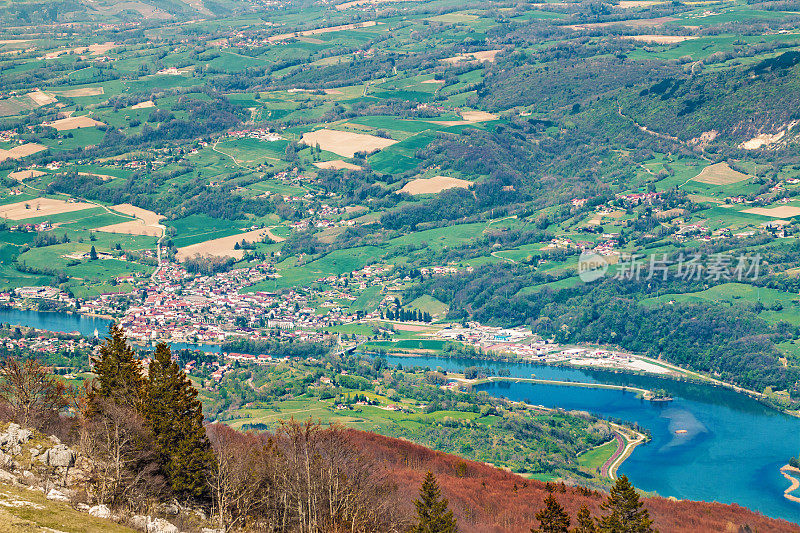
[0,0,799,531]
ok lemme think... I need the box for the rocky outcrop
[88,504,112,519]
[0,423,33,457]
[46,488,70,502]
[38,444,76,468]
[131,515,180,533]
[0,423,188,533]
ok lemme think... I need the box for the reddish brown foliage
[343,429,800,533]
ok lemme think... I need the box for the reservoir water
[1,308,797,523]
[388,354,800,525]
[0,308,112,337]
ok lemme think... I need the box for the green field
[642,283,800,324]
[406,294,448,317]
[248,246,384,291]
[576,439,618,471]
[167,215,246,248]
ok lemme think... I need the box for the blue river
[0,308,797,523]
[387,355,800,525]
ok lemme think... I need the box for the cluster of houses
[119,263,364,345]
[228,128,283,142]
[419,265,474,276]
[0,333,94,358]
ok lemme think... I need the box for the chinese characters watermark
[578,251,762,283]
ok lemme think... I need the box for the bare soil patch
[567,17,677,30]
[8,169,45,181]
[0,198,95,220]
[111,204,163,226]
[50,87,104,97]
[176,227,284,261]
[97,220,163,237]
[301,129,397,158]
[625,35,698,44]
[43,116,105,131]
[42,43,117,60]
[460,110,498,122]
[618,0,665,7]
[693,162,750,185]
[421,79,444,84]
[26,91,57,106]
[442,49,502,64]
[743,206,800,218]
[313,160,363,170]
[428,110,498,126]
[97,204,164,237]
[401,176,472,195]
[394,323,430,332]
[336,0,421,10]
[78,172,115,181]
[0,143,46,162]
[131,100,155,109]
[269,21,380,42]
[739,122,797,150]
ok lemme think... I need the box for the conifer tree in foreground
[412,471,458,533]
[145,343,213,501]
[89,323,145,409]
[597,476,655,533]
[531,493,571,533]
[84,324,155,503]
[572,504,597,533]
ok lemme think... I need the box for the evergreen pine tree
[89,245,98,260]
[90,323,145,410]
[145,343,213,501]
[597,476,655,533]
[412,471,457,533]
[531,493,571,533]
[572,505,596,533]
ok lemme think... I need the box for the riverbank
[388,353,800,523]
[465,375,655,399]
[606,428,646,480]
[780,465,800,504]
[369,341,799,419]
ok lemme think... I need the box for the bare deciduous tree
[0,356,68,428]
[206,420,406,533]
[206,423,278,532]
[80,398,164,508]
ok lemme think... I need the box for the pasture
[247,246,384,291]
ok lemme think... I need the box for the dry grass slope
[693,162,750,185]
